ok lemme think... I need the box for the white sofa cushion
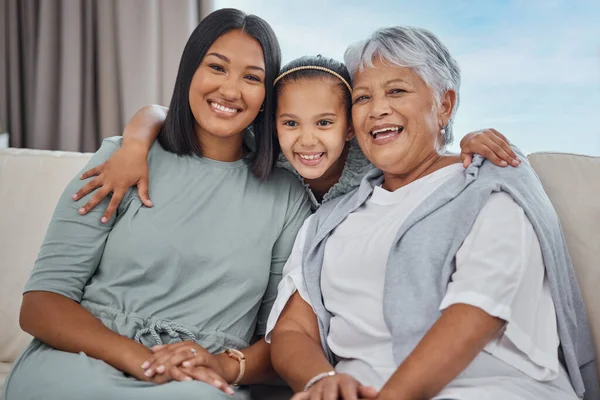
[528,152,600,377]
[0,148,92,367]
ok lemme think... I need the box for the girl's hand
[72,143,152,222]
[459,128,520,168]
[291,373,378,400]
[141,342,234,394]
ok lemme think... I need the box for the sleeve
[264,215,315,343]
[255,189,312,336]
[439,191,539,322]
[24,137,128,302]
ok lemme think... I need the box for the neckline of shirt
[370,163,463,205]
[191,154,252,169]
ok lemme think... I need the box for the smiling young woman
[2,8,312,400]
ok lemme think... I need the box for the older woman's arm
[377,305,504,400]
[271,292,333,392]
[379,191,551,400]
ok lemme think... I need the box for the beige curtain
[0,0,212,152]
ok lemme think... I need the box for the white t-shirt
[266,164,577,399]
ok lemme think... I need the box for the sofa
[1,147,599,398]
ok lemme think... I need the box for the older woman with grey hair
[265,26,599,400]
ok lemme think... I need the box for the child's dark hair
[274,55,352,118]
[159,8,281,180]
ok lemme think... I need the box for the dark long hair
[158,8,281,180]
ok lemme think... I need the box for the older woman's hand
[291,373,378,400]
[459,128,520,168]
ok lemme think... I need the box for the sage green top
[4,136,310,400]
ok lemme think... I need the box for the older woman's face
[351,58,448,175]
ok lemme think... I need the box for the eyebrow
[205,52,265,73]
[278,112,338,119]
[353,78,410,92]
[315,112,337,118]
[278,113,298,119]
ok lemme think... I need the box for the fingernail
[213,380,222,388]
[501,161,508,166]
[79,208,85,214]
[511,160,519,167]
[156,365,165,373]
[101,217,108,224]
[226,387,235,395]
[79,175,84,179]
[147,200,153,207]
[72,194,78,200]
[184,377,192,381]
[144,369,153,377]
[141,361,149,369]
[183,361,191,367]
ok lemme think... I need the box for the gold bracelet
[225,348,246,386]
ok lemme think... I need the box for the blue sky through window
[214,0,600,155]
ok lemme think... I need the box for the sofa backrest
[528,152,600,376]
[0,148,598,381]
[0,148,92,363]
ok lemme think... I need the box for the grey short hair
[344,26,461,144]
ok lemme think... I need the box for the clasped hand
[138,341,235,395]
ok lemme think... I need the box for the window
[215,0,600,156]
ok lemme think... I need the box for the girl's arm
[73,105,168,222]
[459,128,520,168]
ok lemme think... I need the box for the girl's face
[189,30,266,142]
[276,78,353,180]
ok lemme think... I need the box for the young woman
[3,8,311,400]
[72,58,518,219]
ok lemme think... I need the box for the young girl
[73,59,518,218]
[4,8,310,400]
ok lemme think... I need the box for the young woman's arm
[73,105,168,221]
[20,139,154,381]
[20,291,153,380]
[20,138,231,392]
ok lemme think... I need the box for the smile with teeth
[209,101,240,114]
[297,153,324,160]
[370,126,403,138]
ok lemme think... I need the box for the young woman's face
[189,30,266,141]
[276,78,353,180]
